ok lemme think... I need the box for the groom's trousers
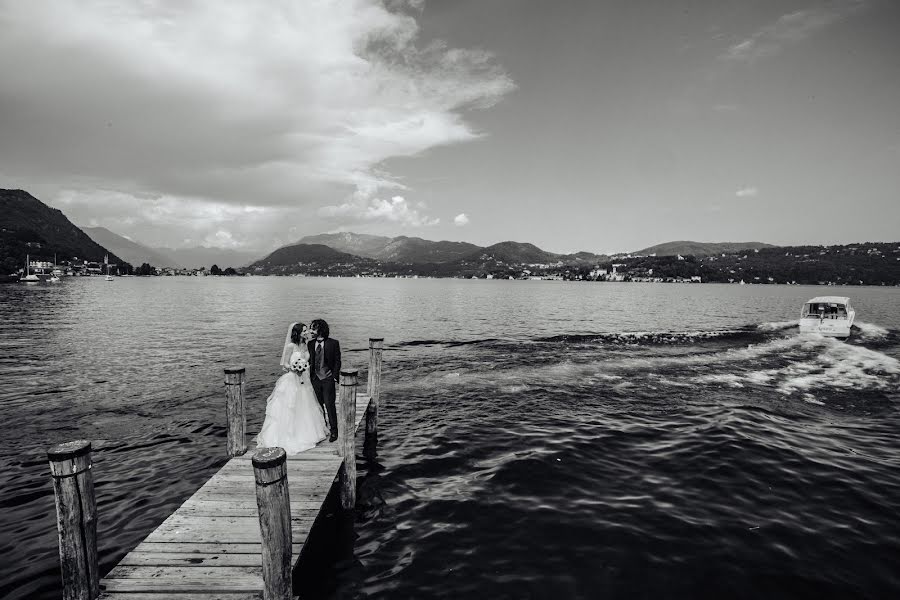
[312,376,338,434]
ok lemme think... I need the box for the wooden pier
[48,339,384,600]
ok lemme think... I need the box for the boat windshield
[803,302,848,319]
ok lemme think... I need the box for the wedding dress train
[257,343,327,454]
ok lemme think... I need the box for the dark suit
[308,337,341,434]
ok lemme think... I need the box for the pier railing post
[47,440,99,600]
[253,447,292,600]
[338,370,359,509]
[224,367,247,457]
[365,338,383,459]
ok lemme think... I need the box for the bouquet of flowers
[290,355,309,383]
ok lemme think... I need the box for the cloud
[319,195,439,227]
[722,2,866,62]
[55,188,306,250]
[0,1,513,247]
[454,213,470,226]
[735,187,759,198]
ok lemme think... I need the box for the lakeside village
[19,258,235,278]
[17,243,900,286]
[246,243,900,286]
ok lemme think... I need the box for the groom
[308,318,341,442]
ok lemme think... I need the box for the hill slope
[0,189,121,272]
[463,241,558,264]
[632,241,776,257]
[247,243,370,274]
[375,236,482,263]
[298,232,482,263]
[297,232,393,259]
[82,227,180,267]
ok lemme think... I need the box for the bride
[257,322,328,454]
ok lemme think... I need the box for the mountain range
[81,226,260,269]
[82,227,179,267]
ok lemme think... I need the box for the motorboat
[799,296,855,338]
[49,275,61,283]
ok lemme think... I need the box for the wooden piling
[338,370,359,509]
[252,447,292,600]
[365,338,383,459]
[224,367,247,457]
[47,440,99,600]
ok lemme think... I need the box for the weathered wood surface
[252,447,292,600]
[98,396,370,597]
[48,440,100,600]
[224,368,248,457]
[337,370,358,509]
[365,339,383,460]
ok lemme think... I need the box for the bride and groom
[256,319,341,454]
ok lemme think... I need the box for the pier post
[47,440,99,600]
[224,367,247,457]
[253,447,292,600]
[365,338,383,459]
[338,370,359,509]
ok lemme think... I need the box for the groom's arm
[333,340,341,382]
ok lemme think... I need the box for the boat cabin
[801,296,851,320]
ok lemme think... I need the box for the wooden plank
[188,492,331,504]
[106,565,262,580]
[117,552,264,567]
[207,471,338,484]
[180,499,325,511]
[133,542,303,554]
[157,515,317,530]
[217,459,343,471]
[178,506,323,518]
[101,579,263,594]
[143,526,313,544]
[230,449,341,461]
[100,594,263,600]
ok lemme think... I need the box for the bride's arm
[281,343,298,371]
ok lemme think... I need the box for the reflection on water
[1,278,899,598]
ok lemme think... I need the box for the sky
[1,0,898,254]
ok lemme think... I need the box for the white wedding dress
[257,342,328,454]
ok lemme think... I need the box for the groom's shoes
[329,430,338,443]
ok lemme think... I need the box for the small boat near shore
[799,296,855,338]
[21,254,40,283]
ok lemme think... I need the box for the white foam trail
[694,335,900,396]
[855,321,890,340]
[776,337,900,395]
[396,327,898,397]
[757,320,799,332]
[695,373,745,388]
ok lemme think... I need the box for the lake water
[1,277,899,599]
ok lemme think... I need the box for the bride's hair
[290,323,306,345]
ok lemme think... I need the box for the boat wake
[693,334,900,399]
[391,320,900,406]
[854,321,891,340]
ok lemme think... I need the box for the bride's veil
[280,322,302,369]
